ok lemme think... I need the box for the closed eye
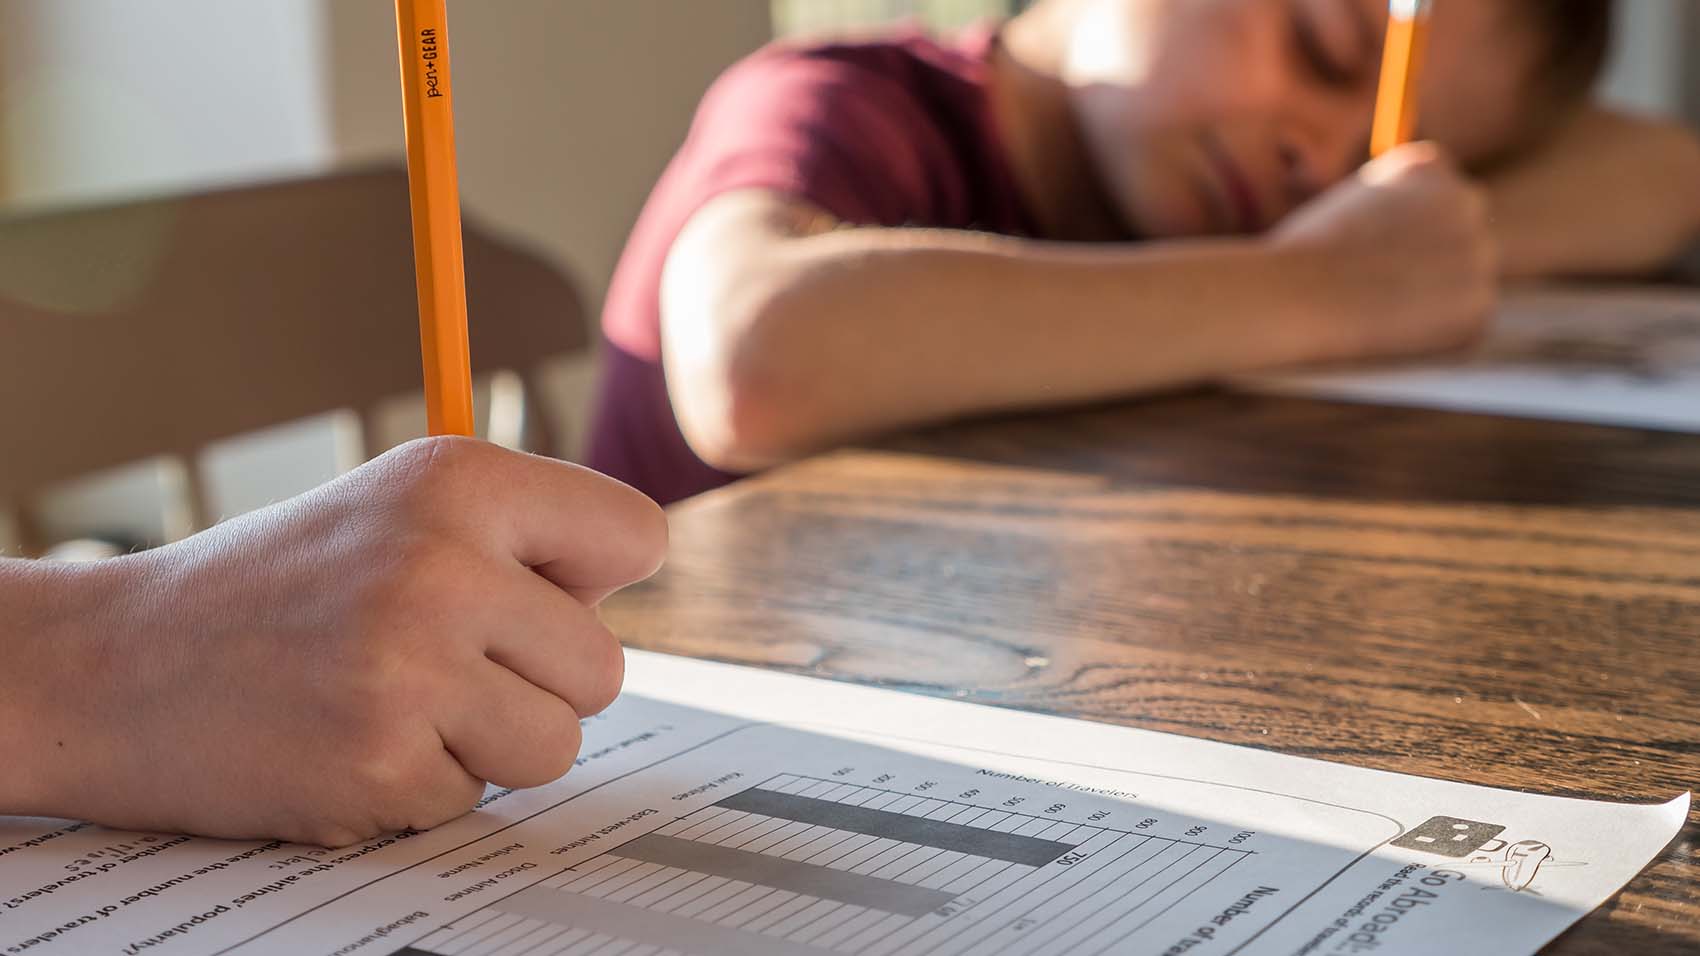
[1292,0,1376,90]
[1293,10,1356,88]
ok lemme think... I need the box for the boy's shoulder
[704,22,998,117]
[657,19,1029,235]
[750,21,992,70]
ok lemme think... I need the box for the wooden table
[603,390,1700,955]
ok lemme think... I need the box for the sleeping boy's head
[1012,0,1614,238]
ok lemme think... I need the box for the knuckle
[628,498,670,577]
[646,497,670,547]
[343,734,424,807]
[586,469,669,544]
[1420,144,1458,172]
[382,436,487,505]
[1399,157,1436,182]
[577,629,627,716]
[390,770,485,833]
[415,777,486,831]
[485,710,583,791]
[532,714,585,785]
[1402,155,1444,182]
[300,821,370,849]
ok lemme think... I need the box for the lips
[1203,139,1264,233]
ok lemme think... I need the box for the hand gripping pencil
[395,0,476,437]
[1371,0,1433,158]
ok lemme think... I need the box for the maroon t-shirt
[587,24,1036,504]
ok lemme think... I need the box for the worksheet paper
[1243,285,1700,432]
[0,652,1685,956]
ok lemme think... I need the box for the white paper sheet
[0,652,1685,956]
[1242,285,1700,432]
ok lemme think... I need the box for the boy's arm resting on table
[1488,106,1700,280]
[0,439,667,845]
[662,145,1497,472]
[663,204,1317,472]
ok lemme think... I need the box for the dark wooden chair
[0,167,588,554]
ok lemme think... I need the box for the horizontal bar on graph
[609,833,955,917]
[495,886,824,956]
[716,789,1074,866]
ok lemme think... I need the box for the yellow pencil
[1371,0,1432,158]
[395,0,476,437]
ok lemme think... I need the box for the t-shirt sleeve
[673,46,951,227]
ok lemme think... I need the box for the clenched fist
[2,438,667,846]
[1272,142,1501,361]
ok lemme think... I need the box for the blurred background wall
[0,0,1694,553]
[1598,0,1697,115]
[324,1,774,310]
[0,0,333,209]
[1,1,1691,270]
[0,0,775,320]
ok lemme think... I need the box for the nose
[1279,86,1377,204]
[1276,139,1319,206]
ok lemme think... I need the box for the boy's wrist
[0,557,132,817]
[1244,238,1370,368]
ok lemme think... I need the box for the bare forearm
[0,558,102,816]
[665,220,1346,469]
[1489,108,1700,279]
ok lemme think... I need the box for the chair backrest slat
[0,167,588,507]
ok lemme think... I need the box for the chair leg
[359,406,390,464]
[177,456,213,538]
[8,507,46,558]
[522,374,562,460]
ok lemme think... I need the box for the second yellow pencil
[1371,0,1433,158]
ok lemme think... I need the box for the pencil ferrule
[1389,0,1432,19]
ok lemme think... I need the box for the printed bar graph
[404,773,1252,956]
[606,834,956,916]
[713,789,1076,866]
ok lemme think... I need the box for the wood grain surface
[603,391,1700,954]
